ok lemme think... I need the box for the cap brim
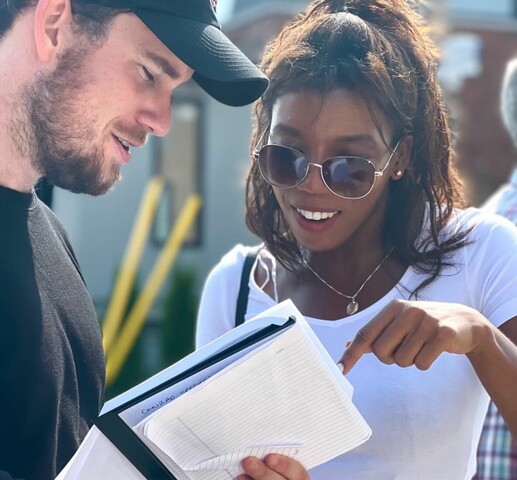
[135,10,269,106]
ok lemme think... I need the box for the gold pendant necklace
[302,247,394,315]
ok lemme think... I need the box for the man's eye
[141,66,155,82]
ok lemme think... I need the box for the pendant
[346,299,359,316]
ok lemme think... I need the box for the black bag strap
[235,247,260,327]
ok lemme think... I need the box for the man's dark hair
[0,0,127,42]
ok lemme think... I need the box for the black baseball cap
[94,0,269,106]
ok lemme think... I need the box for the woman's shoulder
[197,244,261,349]
[214,243,262,269]
[447,207,517,239]
[206,244,262,284]
[438,207,517,262]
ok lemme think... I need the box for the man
[476,59,517,480]
[0,1,267,479]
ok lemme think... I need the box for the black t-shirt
[0,185,105,480]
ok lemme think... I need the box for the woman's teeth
[296,208,338,221]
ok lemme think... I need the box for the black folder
[95,316,296,479]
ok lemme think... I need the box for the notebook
[56,300,371,479]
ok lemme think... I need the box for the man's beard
[13,45,120,196]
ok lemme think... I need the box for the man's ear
[33,0,73,63]
[391,135,412,180]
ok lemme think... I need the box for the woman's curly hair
[245,0,469,295]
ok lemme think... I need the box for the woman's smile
[269,88,400,252]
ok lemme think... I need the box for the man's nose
[137,98,172,137]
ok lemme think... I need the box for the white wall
[52,147,154,303]
[180,97,259,286]
[449,0,513,17]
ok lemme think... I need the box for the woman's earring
[394,170,404,179]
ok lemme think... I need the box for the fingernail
[244,456,259,470]
[337,362,345,373]
[346,340,352,348]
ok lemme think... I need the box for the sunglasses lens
[258,145,307,187]
[323,157,375,198]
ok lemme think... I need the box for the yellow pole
[102,177,165,355]
[106,194,202,386]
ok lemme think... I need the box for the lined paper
[185,445,302,471]
[133,321,371,479]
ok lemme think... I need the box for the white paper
[133,316,371,479]
[56,300,371,480]
[102,313,291,416]
[55,427,146,480]
[120,323,289,427]
[184,445,302,471]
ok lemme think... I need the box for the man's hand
[237,454,310,480]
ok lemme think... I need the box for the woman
[196,1,517,478]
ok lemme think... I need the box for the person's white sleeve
[465,212,517,328]
[195,245,251,349]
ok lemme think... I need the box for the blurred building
[439,0,517,205]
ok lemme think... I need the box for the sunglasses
[253,135,402,200]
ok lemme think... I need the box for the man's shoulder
[38,200,66,233]
[37,199,79,253]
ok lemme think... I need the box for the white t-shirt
[195,208,517,480]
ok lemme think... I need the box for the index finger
[338,301,400,374]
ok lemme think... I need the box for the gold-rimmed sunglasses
[253,131,402,199]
